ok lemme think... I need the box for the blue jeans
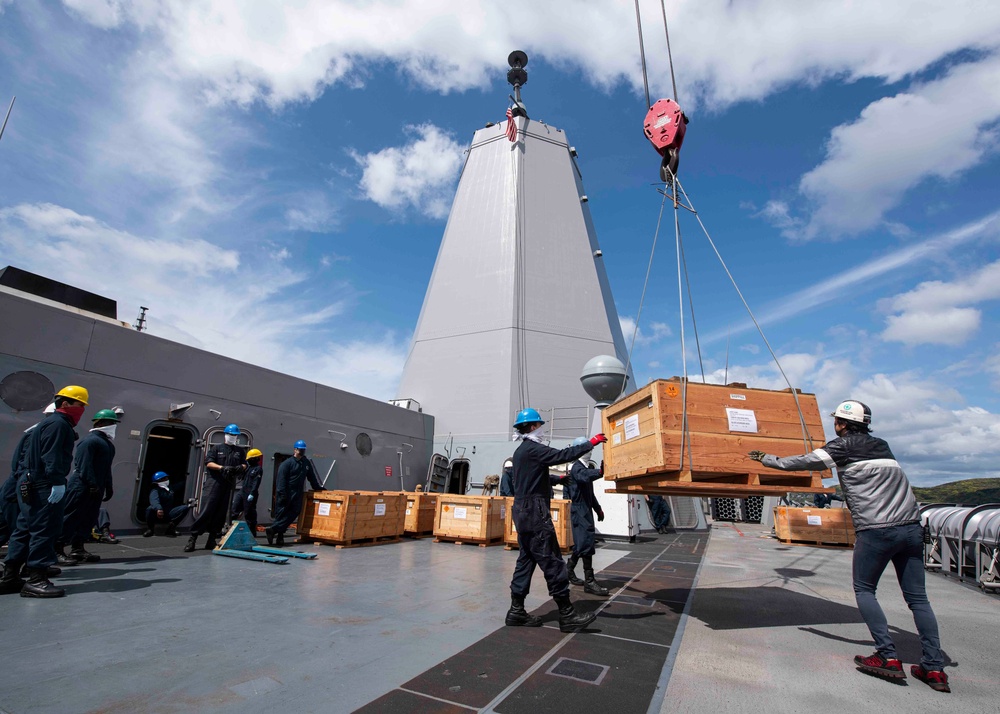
[853,523,943,670]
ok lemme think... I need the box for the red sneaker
[854,652,905,679]
[911,665,950,693]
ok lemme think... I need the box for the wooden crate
[404,493,438,536]
[502,497,574,553]
[298,490,406,546]
[773,506,855,547]
[433,495,505,545]
[602,378,833,496]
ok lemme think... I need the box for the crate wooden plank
[298,491,406,545]
[403,493,438,536]
[603,379,831,485]
[501,497,573,553]
[614,481,834,498]
[773,506,854,546]
[433,494,506,543]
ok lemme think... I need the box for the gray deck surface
[1,524,995,714]
[663,523,1000,713]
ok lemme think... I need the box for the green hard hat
[92,408,120,423]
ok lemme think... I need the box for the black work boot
[505,594,542,627]
[265,527,274,546]
[164,523,177,538]
[29,564,63,578]
[275,533,285,547]
[554,595,596,633]
[582,557,609,596]
[204,536,218,551]
[183,535,198,552]
[69,546,100,563]
[0,562,25,594]
[56,546,79,567]
[566,553,584,586]
[142,528,154,537]
[100,528,119,544]
[20,568,66,598]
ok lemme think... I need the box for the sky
[1,1,999,486]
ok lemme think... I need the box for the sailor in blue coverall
[144,471,190,536]
[563,439,610,596]
[266,440,322,547]
[504,408,606,633]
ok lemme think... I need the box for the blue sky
[1,1,999,486]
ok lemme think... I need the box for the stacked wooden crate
[403,492,438,537]
[502,497,574,554]
[298,490,406,547]
[603,378,835,498]
[774,506,855,548]
[433,494,505,546]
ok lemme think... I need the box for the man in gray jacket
[749,400,949,694]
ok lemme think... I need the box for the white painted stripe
[814,448,837,469]
[398,686,479,711]
[540,625,672,649]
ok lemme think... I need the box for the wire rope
[659,0,680,102]
[675,177,814,451]
[633,0,651,109]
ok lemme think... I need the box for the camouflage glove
[748,450,768,463]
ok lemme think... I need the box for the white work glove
[247,494,254,502]
[48,484,66,504]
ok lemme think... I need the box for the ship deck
[0,523,996,713]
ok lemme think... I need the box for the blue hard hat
[224,424,241,435]
[513,408,545,427]
[571,436,589,447]
[294,439,307,450]
[153,471,169,482]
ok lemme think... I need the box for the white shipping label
[317,502,331,516]
[501,505,506,519]
[454,507,468,520]
[624,414,641,440]
[405,508,412,515]
[551,510,558,522]
[806,515,822,526]
[729,394,746,400]
[612,432,622,445]
[374,503,386,517]
[725,408,758,433]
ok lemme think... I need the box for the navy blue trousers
[230,491,258,532]
[853,523,944,669]
[189,477,232,538]
[146,505,190,528]
[4,479,64,570]
[61,479,103,550]
[0,474,18,547]
[271,490,303,534]
[510,495,570,598]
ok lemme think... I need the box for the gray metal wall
[0,290,435,531]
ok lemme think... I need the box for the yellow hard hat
[56,385,89,405]
[247,448,263,460]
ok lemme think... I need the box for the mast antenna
[134,306,149,332]
[507,50,529,117]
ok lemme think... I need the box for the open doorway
[133,422,198,525]
[448,458,470,494]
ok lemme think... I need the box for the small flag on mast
[506,107,518,142]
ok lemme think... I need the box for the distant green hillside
[912,478,1000,506]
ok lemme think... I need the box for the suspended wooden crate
[773,506,855,548]
[603,379,834,497]
[404,492,438,536]
[298,490,406,547]
[433,495,505,546]
[502,497,574,554]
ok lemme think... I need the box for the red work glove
[590,434,607,446]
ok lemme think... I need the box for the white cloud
[284,192,340,233]
[351,124,465,219]
[739,344,760,355]
[619,316,672,348]
[880,259,1000,345]
[704,210,1000,344]
[0,203,407,399]
[797,53,1000,239]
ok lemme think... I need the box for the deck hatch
[545,657,609,685]
[613,595,657,607]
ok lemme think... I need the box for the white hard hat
[831,400,872,425]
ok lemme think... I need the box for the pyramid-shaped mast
[396,51,633,472]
